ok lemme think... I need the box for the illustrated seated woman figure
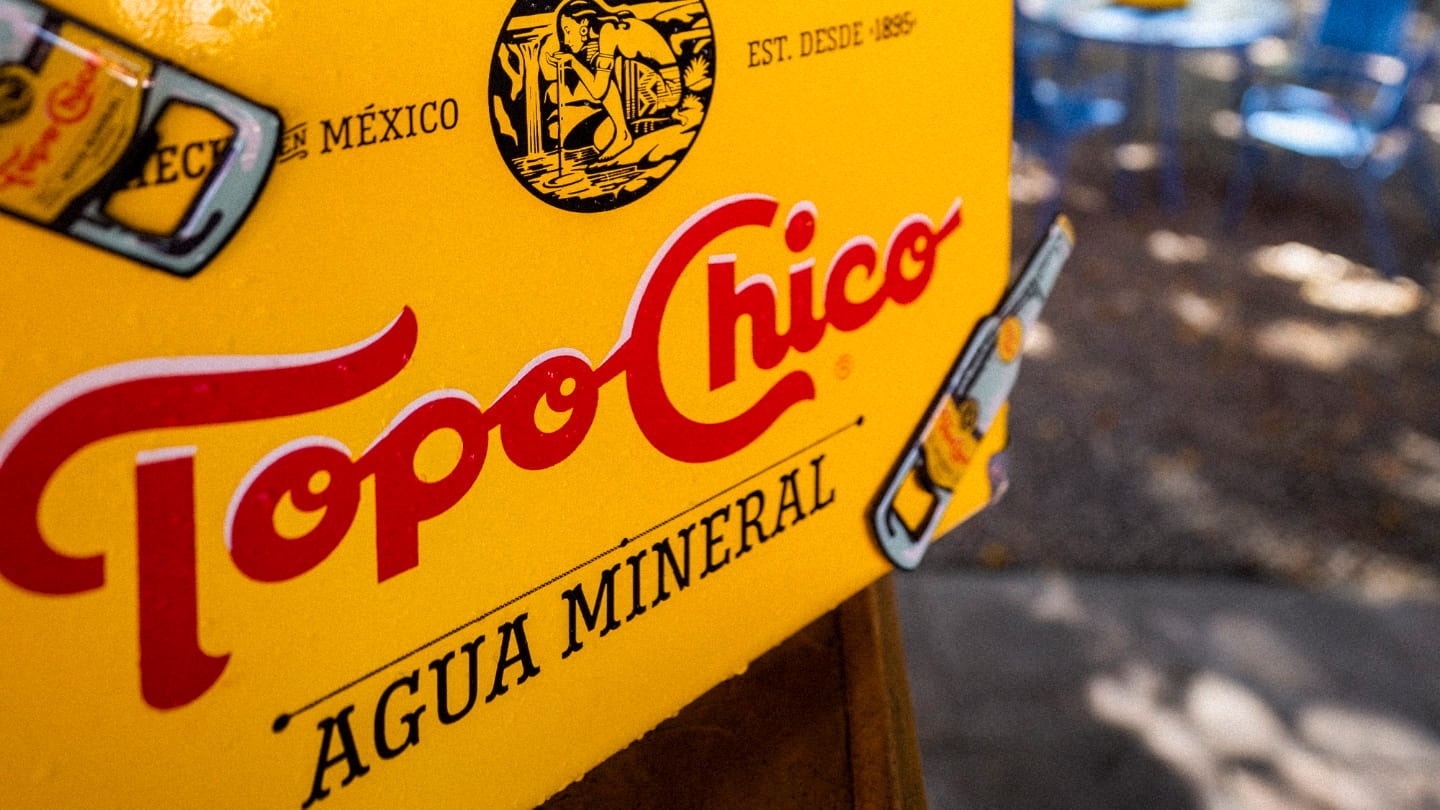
[547,0,684,161]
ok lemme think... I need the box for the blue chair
[1015,0,1076,64]
[1305,0,1412,73]
[1013,45,1126,225]
[1224,3,1440,278]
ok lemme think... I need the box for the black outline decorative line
[270,541,624,733]
[624,415,863,544]
[271,414,863,733]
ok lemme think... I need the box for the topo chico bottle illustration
[0,0,279,276]
[871,215,1075,569]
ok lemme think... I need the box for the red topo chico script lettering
[0,193,962,709]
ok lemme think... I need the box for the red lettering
[0,145,33,190]
[0,55,102,193]
[0,309,416,708]
[883,206,962,305]
[494,352,602,471]
[359,392,488,582]
[0,126,61,192]
[825,237,884,331]
[45,61,98,126]
[137,448,229,709]
[783,202,825,354]
[628,194,816,464]
[0,194,963,710]
[228,438,362,583]
[937,413,972,464]
[707,257,781,389]
[785,260,826,354]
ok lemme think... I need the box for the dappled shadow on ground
[908,16,1440,807]
[932,46,1440,599]
[898,573,1440,810]
[900,574,1201,810]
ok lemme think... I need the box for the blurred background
[896,0,1440,806]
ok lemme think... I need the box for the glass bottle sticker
[0,0,280,276]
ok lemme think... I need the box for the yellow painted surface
[0,1,1013,807]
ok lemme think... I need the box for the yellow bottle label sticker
[872,215,1073,570]
[997,315,1023,363]
[0,23,151,224]
[920,396,980,490]
[103,101,236,236]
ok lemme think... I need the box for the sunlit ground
[963,135,1440,593]
[902,570,1440,809]
[906,3,1440,806]
[968,30,1440,592]
[1080,583,1440,810]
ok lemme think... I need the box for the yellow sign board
[1,0,1015,806]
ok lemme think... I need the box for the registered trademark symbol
[835,353,854,379]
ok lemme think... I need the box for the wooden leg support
[539,575,927,809]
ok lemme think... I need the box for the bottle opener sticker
[0,0,280,276]
[871,214,1075,569]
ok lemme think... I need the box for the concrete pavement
[895,571,1440,809]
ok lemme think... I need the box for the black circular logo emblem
[489,0,715,212]
[0,66,36,127]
